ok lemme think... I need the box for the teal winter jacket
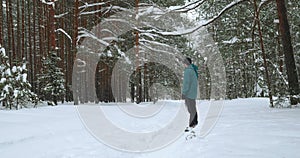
[182,64,198,99]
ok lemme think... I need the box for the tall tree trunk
[135,0,142,104]
[253,0,274,107]
[0,0,3,46]
[44,3,48,57]
[6,0,12,66]
[276,0,300,105]
[144,63,148,102]
[73,0,78,57]
[16,0,20,61]
[21,0,25,59]
[37,0,44,97]
[27,0,33,89]
[33,0,37,92]
[49,0,56,51]
[68,0,79,102]
[59,0,65,102]
[8,0,15,64]
[276,22,284,73]
[49,0,57,104]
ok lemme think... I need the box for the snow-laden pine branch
[54,12,69,18]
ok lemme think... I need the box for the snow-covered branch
[80,8,103,16]
[79,2,106,10]
[80,5,129,16]
[77,28,110,46]
[54,12,69,18]
[153,0,250,36]
[56,28,72,43]
[170,0,205,13]
[40,0,57,8]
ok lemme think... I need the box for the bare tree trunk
[0,0,3,46]
[59,0,65,103]
[27,0,33,88]
[68,0,79,102]
[21,0,25,59]
[44,3,48,57]
[49,0,56,51]
[135,0,142,104]
[33,0,37,92]
[276,0,300,105]
[37,0,44,97]
[16,0,21,61]
[8,0,15,64]
[49,0,57,104]
[275,22,284,73]
[144,63,149,102]
[6,0,12,65]
[253,0,274,107]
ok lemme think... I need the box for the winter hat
[184,57,192,65]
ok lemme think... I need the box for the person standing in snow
[182,57,198,132]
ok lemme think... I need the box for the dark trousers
[185,98,198,127]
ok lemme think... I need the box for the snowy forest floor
[1,98,300,158]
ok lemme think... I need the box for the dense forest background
[0,0,299,109]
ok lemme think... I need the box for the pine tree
[0,46,9,108]
[0,66,14,109]
[12,60,39,109]
[0,46,38,109]
[0,46,15,109]
[38,51,65,106]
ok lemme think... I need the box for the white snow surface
[1,98,300,158]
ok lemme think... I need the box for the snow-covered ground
[1,98,300,158]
